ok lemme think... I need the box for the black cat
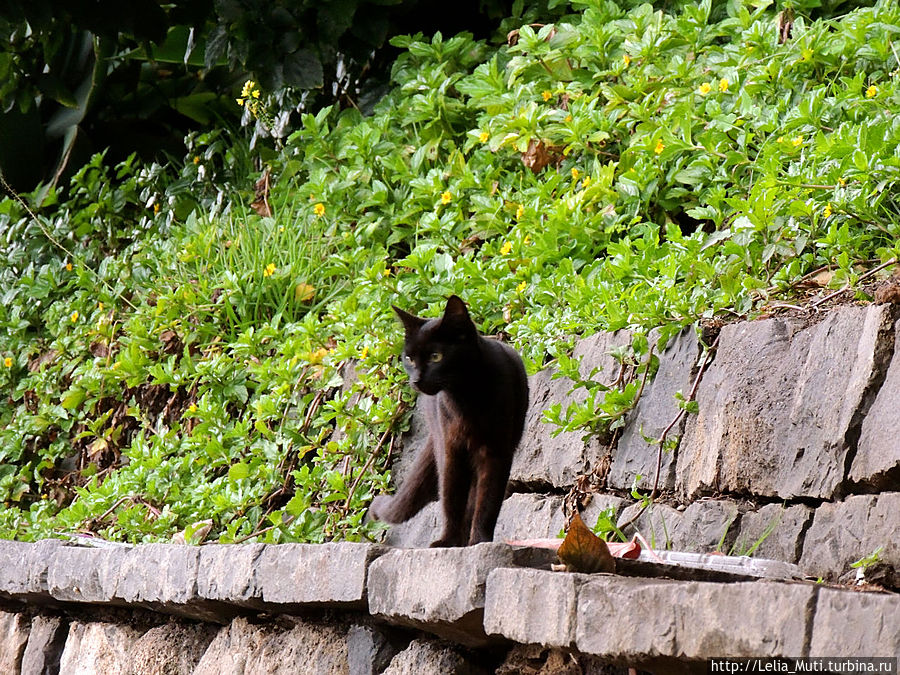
[370,295,529,547]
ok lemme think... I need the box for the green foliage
[3,0,900,543]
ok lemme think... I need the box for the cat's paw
[428,537,455,548]
[368,495,392,522]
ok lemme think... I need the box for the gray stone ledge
[810,587,900,656]
[367,543,556,648]
[484,568,587,648]
[0,539,65,602]
[256,542,387,610]
[576,577,815,662]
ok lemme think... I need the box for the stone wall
[1,303,898,673]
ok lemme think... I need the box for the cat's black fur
[370,295,529,547]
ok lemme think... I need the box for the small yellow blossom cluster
[314,203,326,217]
[654,139,665,155]
[823,203,833,218]
[236,80,261,112]
[866,84,878,98]
[776,136,804,147]
[263,263,276,278]
[3,357,12,368]
[698,78,730,96]
[440,191,452,205]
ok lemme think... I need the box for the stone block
[797,494,899,581]
[852,318,900,488]
[382,501,440,548]
[610,328,699,492]
[0,611,30,674]
[484,568,586,648]
[0,539,64,601]
[367,542,555,647]
[114,544,201,607]
[494,493,567,542]
[196,543,265,606]
[810,587,900,656]
[256,543,385,609]
[733,503,813,562]
[677,305,894,500]
[617,502,684,551]
[193,616,349,675]
[59,621,145,675]
[128,622,219,675]
[575,577,814,661]
[21,615,68,675]
[347,624,404,675]
[47,546,126,604]
[382,638,489,675]
[512,331,632,489]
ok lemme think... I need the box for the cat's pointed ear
[392,305,427,335]
[442,295,476,335]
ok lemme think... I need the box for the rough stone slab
[797,494,900,581]
[59,621,145,675]
[115,544,201,607]
[484,568,586,648]
[575,577,815,661]
[257,542,386,609]
[494,493,567,543]
[0,611,30,674]
[0,539,65,601]
[128,621,219,675]
[347,624,404,675]
[677,305,894,500]
[382,502,440,549]
[382,638,489,675]
[610,328,700,492]
[47,546,127,604]
[193,616,349,675]
[196,543,265,606]
[511,331,632,488]
[21,615,68,675]
[617,500,741,554]
[367,542,556,647]
[810,587,900,656]
[852,318,900,488]
[733,503,814,563]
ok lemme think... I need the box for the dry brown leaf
[557,513,615,574]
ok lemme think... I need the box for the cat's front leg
[467,452,511,545]
[430,443,470,547]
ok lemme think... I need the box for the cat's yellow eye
[429,351,443,363]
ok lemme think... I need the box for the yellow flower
[314,203,325,217]
[698,82,712,95]
[70,311,79,323]
[500,241,513,255]
[571,168,580,180]
[866,84,878,98]
[654,139,665,155]
[65,263,73,271]
[515,204,525,220]
[241,80,257,98]
[479,131,490,143]
[98,302,104,311]
[187,404,197,413]
[153,202,160,214]
[524,235,531,245]
[582,176,592,187]
[623,54,631,67]
[719,78,729,92]
[541,90,552,102]
[516,280,527,293]
[564,114,573,122]
[193,156,200,164]
[263,263,276,277]
[441,191,452,205]
[236,98,244,106]
[3,357,11,368]
[360,346,369,359]
[308,347,329,365]
[792,136,803,147]
[838,178,847,187]
[823,204,833,218]
[776,136,784,144]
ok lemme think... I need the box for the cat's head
[392,295,478,396]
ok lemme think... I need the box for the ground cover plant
[2,0,900,544]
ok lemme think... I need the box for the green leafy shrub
[2,0,900,543]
